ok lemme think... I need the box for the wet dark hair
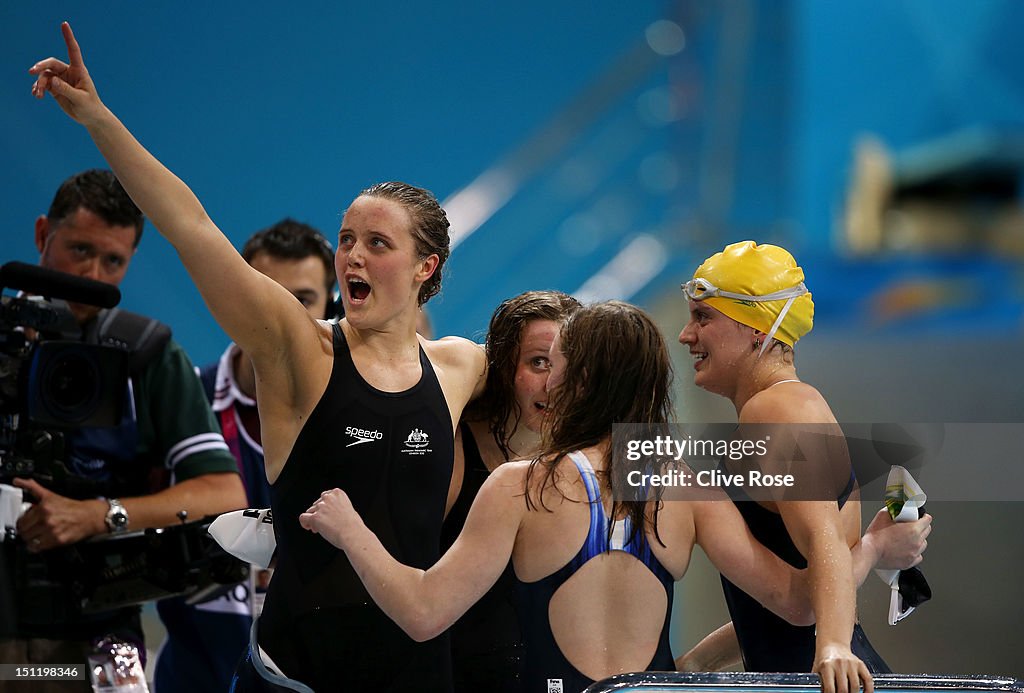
[47,169,144,247]
[526,301,674,544]
[469,290,581,459]
[358,181,450,305]
[242,218,336,296]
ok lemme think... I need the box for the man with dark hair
[1,169,246,688]
[44,167,146,244]
[241,218,336,304]
[34,168,144,324]
[155,218,336,693]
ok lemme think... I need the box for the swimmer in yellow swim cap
[677,241,931,693]
[684,240,813,356]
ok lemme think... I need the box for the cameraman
[0,169,246,681]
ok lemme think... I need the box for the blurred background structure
[3,0,1022,678]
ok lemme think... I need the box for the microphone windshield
[0,261,121,309]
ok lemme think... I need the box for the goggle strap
[759,296,797,357]
[720,283,806,303]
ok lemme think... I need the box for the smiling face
[678,299,754,396]
[35,207,136,324]
[335,195,438,329]
[511,319,560,433]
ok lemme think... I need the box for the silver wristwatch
[105,498,129,533]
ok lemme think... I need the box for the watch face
[107,501,129,532]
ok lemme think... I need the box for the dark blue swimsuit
[721,469,891,673]
[515,451,675,693]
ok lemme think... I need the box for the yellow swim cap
[688,241,814,347]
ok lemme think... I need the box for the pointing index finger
[61,21,85,68]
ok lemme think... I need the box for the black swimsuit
[258,324,455,691]
[441,422,525,692]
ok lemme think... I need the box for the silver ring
[31,538,41,547]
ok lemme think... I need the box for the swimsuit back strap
[566,450,608,560]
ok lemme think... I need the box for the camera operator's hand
[13,478,106,552]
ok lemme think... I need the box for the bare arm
[15,473,245,551]
[300,462,526,641]
[676,622,743,672]
[740,393,872,693]
[682,508,930,672]
[692,497,813,627]
[29,23,320,365]
[120,472,247,529]
[426,338,488,413]
[777,499,869,690]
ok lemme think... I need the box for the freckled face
[678,299,751,395]
[335,196,437,328]
[35,207,136,323]
[512,319,559,433]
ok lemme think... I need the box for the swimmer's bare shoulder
[421,336,487,417]
[487,458,531,487]
[740,381,833,425]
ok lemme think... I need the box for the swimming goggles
[681,277,808,356]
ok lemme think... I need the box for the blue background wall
[1,1,664,358]
[4,2,1023,357]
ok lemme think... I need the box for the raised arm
[29,23,320,363]
[299,461,526,641]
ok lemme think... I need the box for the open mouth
[691,351,708,369]
[348,278,371,302]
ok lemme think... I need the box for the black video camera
[0,261,128,495]
[17,516,249,625]
[1,262,250,621]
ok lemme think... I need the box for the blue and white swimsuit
[515,451,675,693]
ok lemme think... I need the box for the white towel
[208,508,277,569]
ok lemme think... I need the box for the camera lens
[26,340,127,428]
[44,351,99,414]
[30,343,103,425]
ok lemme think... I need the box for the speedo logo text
[345,426,384,447]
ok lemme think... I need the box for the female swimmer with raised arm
[31,23,486,691]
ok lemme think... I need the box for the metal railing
[584,673,1024,693]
